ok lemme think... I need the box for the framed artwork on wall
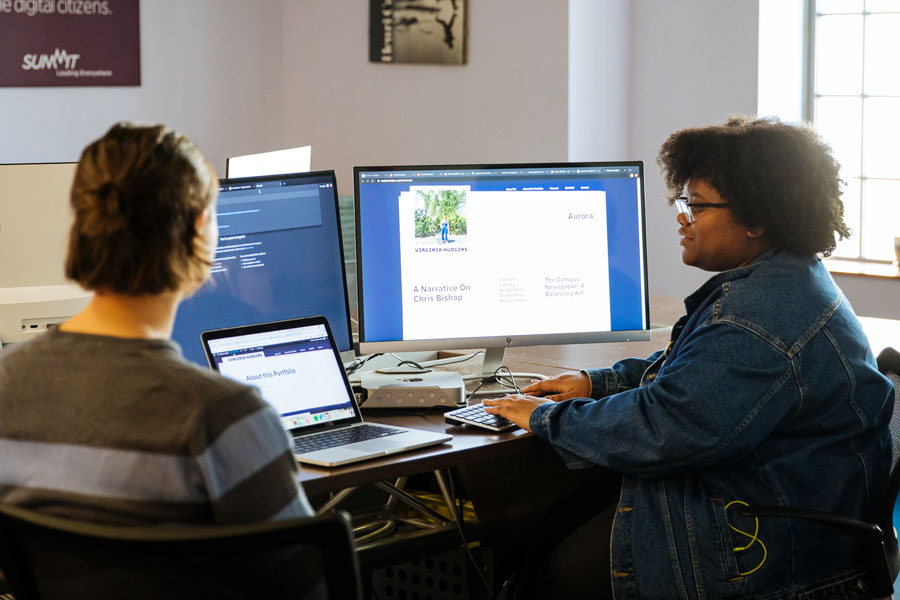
[369,0,467,65]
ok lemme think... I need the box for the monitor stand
[473,347,548,393]
[481,347,506,377]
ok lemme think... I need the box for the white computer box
[360,370,465,409]
[0,285,92,347]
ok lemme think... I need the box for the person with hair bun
[0,123,312,529]
[486,117,893,599]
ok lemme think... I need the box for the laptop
[200,316,452,467]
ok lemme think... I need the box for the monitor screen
[0,163,76,289]
[203,320,356,431]
[172,170,353,366]
[0,163,93,345]
[354,162,649,375]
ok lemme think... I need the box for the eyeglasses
[674,196,731,224]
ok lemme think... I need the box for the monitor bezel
[352,161,651,362]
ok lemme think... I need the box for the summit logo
[22,49,81,70]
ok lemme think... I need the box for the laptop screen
[204,321,357,431]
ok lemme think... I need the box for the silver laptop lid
[201,316,363,433]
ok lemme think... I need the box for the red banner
[0,0,140,87]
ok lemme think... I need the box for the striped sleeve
[196,394,313,524]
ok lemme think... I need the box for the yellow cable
[724,500,768,576]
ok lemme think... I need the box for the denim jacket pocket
[709,497,751,585]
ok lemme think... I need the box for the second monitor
[172,170,353,366]
[354,162,650,376]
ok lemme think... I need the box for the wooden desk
[300,297,683,495]
[301,296,682,494]
[298,412,539,495]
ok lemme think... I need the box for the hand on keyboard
[481,394,551,434]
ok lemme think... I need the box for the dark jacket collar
[683,248,780,314]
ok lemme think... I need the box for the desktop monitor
[0,163,77,289]
[0,163,92,345]
[225,145,312,178]
[172,170,354,366]
[354,162,650,376]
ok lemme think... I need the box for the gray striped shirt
[0,328,312,525]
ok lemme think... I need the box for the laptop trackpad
[351,439,404,453]
[301,445,384,463]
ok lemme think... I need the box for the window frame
[808,0,900,265]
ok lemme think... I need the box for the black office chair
[740,346,900,599]
[0,506,361,600]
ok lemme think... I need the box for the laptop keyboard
[292,423,403,454]
[444,404,517,432]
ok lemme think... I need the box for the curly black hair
[657,116,850,257]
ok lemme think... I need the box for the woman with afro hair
[487,117,893,600]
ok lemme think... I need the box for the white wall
[280,0,761,304]
[279,1,569,195]
[0,1,284,175]
[629,0,760,300]
[13,1,890,320]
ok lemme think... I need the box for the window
[812,0,900,262]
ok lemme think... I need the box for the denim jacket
[530,250,893,599]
